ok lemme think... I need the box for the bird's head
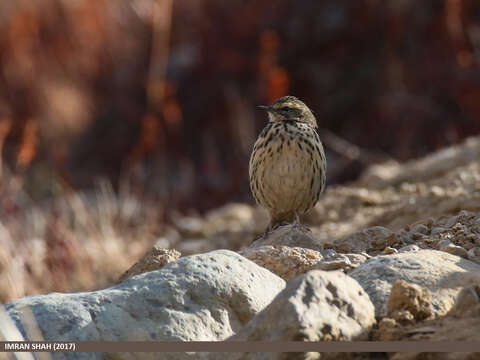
[258,96,317,128]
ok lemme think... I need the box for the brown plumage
[249,96,326,231]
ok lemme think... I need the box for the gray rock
[314,253,368,272]
[349,249,480,317]
[448,285,480,317]
[436,239,452,248]
[468,246,480,262]
[209,270,375,360]
[4,250,286,360]
[411,223,430,235]
[438,243,469,258]
[321,249,338,259]
[398,244,420,253]
[315,254,353,271]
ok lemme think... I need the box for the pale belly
[260,141,319,216]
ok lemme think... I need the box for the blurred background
[2,0,480,302]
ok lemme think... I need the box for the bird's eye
[280,107,290,112]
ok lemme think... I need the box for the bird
[249,95,326,232]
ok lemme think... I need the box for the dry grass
[0,168,165,304]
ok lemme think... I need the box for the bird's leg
[294,211,301,226]
[263,220,274,237]
[265,224,272,235]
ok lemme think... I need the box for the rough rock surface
[208,270,375,360]
[116,246,181,283]
[314,252,370,272]
[387,280,433,323]
[349,250,480,317]
[231,270,374,341]
[240,245,323,281]
[331,226,398,255]
[378,284,480,359]
[5,250,285,360]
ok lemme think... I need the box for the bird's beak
[257,105,272,112]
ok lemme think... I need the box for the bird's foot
[292,212,302,228]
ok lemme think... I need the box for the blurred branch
[319,127,393,165]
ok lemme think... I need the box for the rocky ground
[5,136,480,359]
